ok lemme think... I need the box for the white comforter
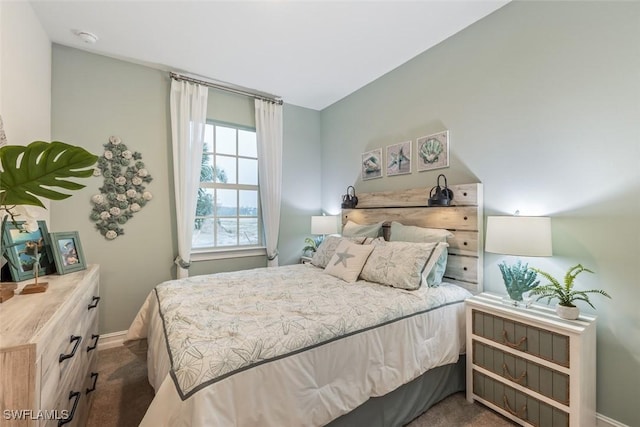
[126,264,470,427]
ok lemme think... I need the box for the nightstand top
[467,292,596,332]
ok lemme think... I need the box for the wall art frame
[1,220,55,282]
[49,231,87,275]
[416,130,449,172]
[386,140,412,176]
[361,148,383,181]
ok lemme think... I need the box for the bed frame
[342,182,484,294]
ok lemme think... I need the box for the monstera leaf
[0,141,98,208]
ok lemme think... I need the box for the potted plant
[1,139,97,274]
[529,264,611,320]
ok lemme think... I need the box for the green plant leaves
[0,141,98,208]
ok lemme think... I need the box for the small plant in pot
[529,264,611,320]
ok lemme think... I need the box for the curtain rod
[169,72,283,105]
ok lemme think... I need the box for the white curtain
[255,99,283,267]
[170,79,208,278]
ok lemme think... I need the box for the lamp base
[502,295,533,308]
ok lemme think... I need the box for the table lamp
[304,215,339,255]
[485,214,552,306]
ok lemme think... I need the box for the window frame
[191,120,265,259]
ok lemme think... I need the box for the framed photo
[49,232,87,275]
[386,141,412,176]
[1,220,55,282]
[416,130,449,172]
[361,148,383,180]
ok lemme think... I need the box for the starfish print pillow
[324,239,374,283]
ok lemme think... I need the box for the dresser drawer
[472,340,569,405]
[472,309,570,367]
[40,276,100,412]
[473,370,569,427]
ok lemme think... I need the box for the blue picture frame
[49,231,87,275]
[1,220,55,282]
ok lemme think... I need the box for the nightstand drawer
[473,340,569,405]
[473,370,569,427]
[472,309,570,367]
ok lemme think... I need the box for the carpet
[88,344,516,426]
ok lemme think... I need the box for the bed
[126,183,484,426]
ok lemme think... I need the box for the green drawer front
[473,370,569,427]
[473,340,570,405]
[472,310,570,367]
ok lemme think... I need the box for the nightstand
[300,256,313,264]
[465,292,596,427]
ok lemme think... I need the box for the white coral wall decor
[89,136,153,240]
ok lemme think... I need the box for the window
[193,122,261,250]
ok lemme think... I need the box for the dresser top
[467,292,596,333]
[0,264,99,349]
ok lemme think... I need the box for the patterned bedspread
[154,264,470,400]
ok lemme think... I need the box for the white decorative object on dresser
[0,265,100,427]
[466,292,596,427]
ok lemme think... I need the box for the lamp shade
[485,216,552,257]
[311,215,338,235]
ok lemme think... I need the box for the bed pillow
[324,240,374,283]
[421,242,449,287]
[360,241,439,290]
[311,236,366,268]
[389,221,453,243]
[342,220,384,238]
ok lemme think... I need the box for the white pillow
[389,221,453,243]
[342,220,384,238]
[324,240,374,283]
[360,241,439,290]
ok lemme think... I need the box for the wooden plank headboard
[342,183,484,294]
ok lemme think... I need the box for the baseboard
[98,330,127,350]
[597,413,630,427]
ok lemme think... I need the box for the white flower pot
[556,304,580,320]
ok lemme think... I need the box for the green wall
[320,2,639,424]
[51,45,321,334]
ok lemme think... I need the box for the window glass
[238,130,257,157]
[216,126,236,155]
[216,155,237,184]
[238,158,258,185]
[193,122,261,250]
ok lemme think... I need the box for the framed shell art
[416,130,449,172]
[361,148,383,180]
[386,141,412,176]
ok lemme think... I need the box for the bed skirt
[327,356,466,427]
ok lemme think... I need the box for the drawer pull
[58,391,80,426]
[87,334,100,352]
[87,296,101,310]
[502,330,527,349]
[502,362,527,384]
[86,372,99,394]
[503,395,527,418]
[59,335,82,363]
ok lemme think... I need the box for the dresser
[0,265,100,427]
[465,293,596,427]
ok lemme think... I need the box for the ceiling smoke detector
[74,30,98,44]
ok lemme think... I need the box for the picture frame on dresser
[49,231,87,275]
[1,219,56,281]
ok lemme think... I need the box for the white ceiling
[31,0,509,110]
